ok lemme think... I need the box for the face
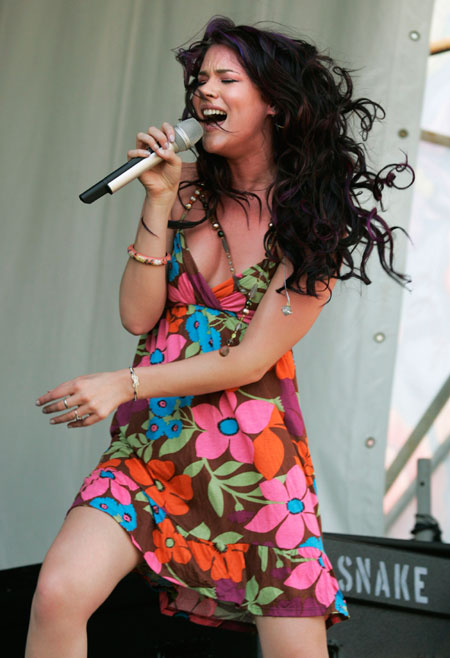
[192,44,275,160]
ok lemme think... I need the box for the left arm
[37,264,337,426]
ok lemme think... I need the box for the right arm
[119,123,182,335]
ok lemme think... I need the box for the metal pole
[414,459,435,541]
[385,374,450,493]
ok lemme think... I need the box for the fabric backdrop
[0,0,434,569]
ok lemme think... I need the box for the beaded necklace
[181,187,291,357]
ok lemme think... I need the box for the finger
[147,126,171,151]
[67,412,97,429]
[36,382,77,407]
[49,404,89,426]
[161,122,176,145]
[41,394,79,415]
[127,148,153,161]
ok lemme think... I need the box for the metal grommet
[365,437,376,449]
[398,129,409,139]
[374,332,385,343]
[409,30,420,41]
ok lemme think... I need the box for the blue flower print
[334,589,348,615]
[168,258,179,282]
[89,496,137,531]
[144,493,166,524]
[149,397,177,418]
[168,233,182,282]
[200,326,221,353]
[299,536,324,552]
[146,416,170,440]
[165,418,182,439]
[150,348,164,364]
[172,231,182,255]
[179,395,194,408]
[185,311,209,342]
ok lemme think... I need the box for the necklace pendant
[282,304,293,316]
[219,345,230,357]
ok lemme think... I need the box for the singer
[27,17,414,658]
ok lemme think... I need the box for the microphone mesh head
[173,118,203,152]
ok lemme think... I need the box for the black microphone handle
[79,156,146,204]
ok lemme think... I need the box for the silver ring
[74,410,82,422]
[63,397,69,409]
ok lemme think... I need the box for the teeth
[203,109,227,117]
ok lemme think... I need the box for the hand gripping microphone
[79,118,203,204]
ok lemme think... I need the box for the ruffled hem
[69,495,349,632]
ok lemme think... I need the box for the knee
[31,567,88,625]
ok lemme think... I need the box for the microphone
[79,118,203,204]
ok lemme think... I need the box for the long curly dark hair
[171,16,414,299]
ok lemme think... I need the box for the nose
[198,80,218,99]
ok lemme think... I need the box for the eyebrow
[198,68,240,76]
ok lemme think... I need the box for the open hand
[36,370,131,428]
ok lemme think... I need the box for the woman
[27,17,413,658]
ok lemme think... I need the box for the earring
[281,259,293,315]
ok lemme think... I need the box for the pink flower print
[168,272,196,305]
[244,465,320,548]
[80,467,139,506]
[141,319,186,367]
[219,290,247,314]
[284,546,339,607]
[193,391,273,463]
[143,550,162,575]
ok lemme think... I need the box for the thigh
[255,615,328,658]
[37,506,142,617]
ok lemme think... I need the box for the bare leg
[25,506,142,658]
[255,616,328,658]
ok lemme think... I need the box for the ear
[267,105,277,117]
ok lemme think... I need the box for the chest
[184,204,271,288]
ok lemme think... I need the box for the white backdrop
[0,0,434,569]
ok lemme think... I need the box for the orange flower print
[125,458,193,515]
[253,406,286,480]
[294,440,315,487]
[188,539,249,583]
[167,305,186,333]
[275,350,296,380]
[153,519,191,564]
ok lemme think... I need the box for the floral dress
[70,228,349,631]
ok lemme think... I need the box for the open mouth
[201,109,228,124]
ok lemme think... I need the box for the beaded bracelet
[127,244,171,266]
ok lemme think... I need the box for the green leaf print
[213,531,243,544]
[183,460,204,477]
[234,501,244,511]
[128,433,146,449]
[141,443,153,463]
[189,522,211,541]
[245,575,259,603]
[195,586,216,598]
[247,603,263,615]
[256,587,284,606]
[213,461,242,477]
[258,545,269,572]
[135,491,149,503]
[208,479,224,517]
[104,443,133,459]
[159,431,192,457]
[224,472,262,487]
[184,342,201,359]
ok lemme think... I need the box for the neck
[227,148,275,194]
